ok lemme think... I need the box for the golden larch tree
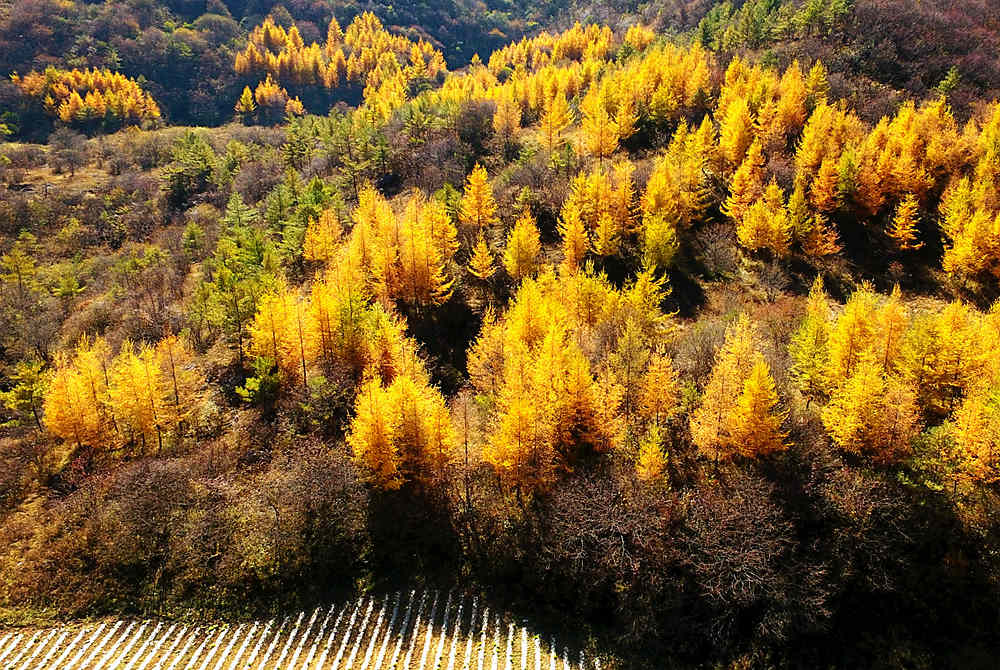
[729,360,787,457]
[690,315,761,462]
[579,89,619,162]
[235,85,256,120]
[44,352,103,448]
[719,96,755,166]
[737,180,791,257]
[826,286,878,385]
[636,424,668,482]
[889,193,923,251]
[538,90,573,154]
[503,209,542,281]
[558,203,589,274]
[493,94,522,148]
[303,208,344,264]
[107,340,166,451]
[952,386,1000,485]
[349,377,403,489]
[900,300,982,418]
[789,276,831,400]
[155,334,202,441]
[870,284,908,373]
[639,353,680,426]
[810,157,841,213]
[458,164,499,230]
[821,361,920,463]
[468,232,497,281]
[591,212,620,257]
[723,139,766,222]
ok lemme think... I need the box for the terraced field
[0,591,594,670]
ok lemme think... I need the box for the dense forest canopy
[1,1,1000,668]
[1,0,999,128]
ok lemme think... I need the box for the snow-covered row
[241,619,273,670]
[300,605,335,670]
[388,590,418,670]
[108,622,148,670]
[416,590,439,670]
[0,590,589,670]
[285,608,319,670]
[13,628,56,670]
[46,627,85,670]
[431,590,454,670]
[3,630,41,670]
[225,621,257,670]
[96,621,137,670]
[343,596,375,670]
[372,592,400,670]
[359,596,388,670]
[256,615,290,670]
[164,627,199,670]
[314,608,346,670]
[164,626,200,670]
[402,591,428,670]
[123,622,163,670]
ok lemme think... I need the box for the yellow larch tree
[689,315,764,462]
[458,164,499,230]
[615,89,639,143]
[538,90,573,154]
[737,180,791,257]
[826,285,878,386]
[810,157,841,213]
[107,340,166,452]
[579,88,619,162]
[801,213,842,259]
[423,196,460,261]
[44,352,104,448]
[349,377,403,489]
[591,213,620,257]
[154,334,202,441]
[638,353,680,426]
[789,276,831,400]
[493,93,522,149]
[889,193,923,251]
[719,96,755,166]
[636,424,668,483]
[383,371,456,484]
[396,192,454,307]
[248,286,316,389]
[805,61,830,108]
[952,385,1000,484]
[309,253,370,376]
[773,61,808,144]
[611,160,638,233]
[503,209,543,281]
[468,232,497,282]
[303,207,343,264]
[640,119,715,236]
[235,85,256,121]
[558,203,589,274]
[640,213,680,272]
[722,139,766,223]
[900,300,982,419]
[486,371,556,492]
[787,180,813,243]
[535,326,611,467]
[729,359,787,457]
[821,360,921,463]
[870,284,908,373]
[787,180,841,258]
